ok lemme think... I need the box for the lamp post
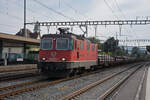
[24,0,27,37]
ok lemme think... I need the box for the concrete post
[23,43,27,60]
[0,40,3,59]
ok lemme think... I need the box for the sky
[0,0,150,46]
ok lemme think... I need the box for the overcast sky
[0,0,150,46]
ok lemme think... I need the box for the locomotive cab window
[40,39,53,50]
[56,38,70,50]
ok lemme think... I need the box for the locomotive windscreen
[56,38,73,50]
[40,39,53,50]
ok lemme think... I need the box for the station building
[0,32,40,64]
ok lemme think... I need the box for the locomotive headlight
[62,58,66,61]
[42,58,46,60]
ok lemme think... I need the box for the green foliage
[101,52,112,56]
[88,37,102,49]
[101,37,128,56]
[131,47,141,57]
[102,37,118,54]
[115,46,127,56]
[146,46,150,53]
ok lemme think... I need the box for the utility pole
[126,37,128,53]
[119,25,122,36]
[94,25,97,37]
[24,0,27,37]
[116,32,118,40]
[85,25,88,37]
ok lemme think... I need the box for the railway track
[0,63,142,99]
[0,68,107,99]
[61,63,144,100]
[0,63,134,99]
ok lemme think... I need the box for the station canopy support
[26,20,150,36]
[26,20,150,26]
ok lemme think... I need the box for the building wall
[2,41,24,59]
[0,41,39,63]
[0,40,3,59]
[2,47,23,59]
[3,47,23,53]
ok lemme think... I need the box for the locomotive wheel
[90,66,95,71]
[86,69,91,72]
[68,69,76,77]
[75,69,80,75]
[72,68,81,75]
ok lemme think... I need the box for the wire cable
[10,0,55,21]
[0,23,19,29]
[113,0,126,19]
[32,0,75,21]
[103,0,120,20]
[63,0,88,20]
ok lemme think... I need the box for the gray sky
[0,0,150,46]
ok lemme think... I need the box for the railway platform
[104,62,149,100]
[146,67,150,100]
[0,64,37,72]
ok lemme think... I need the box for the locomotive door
[77,52,79,59]
[75,40,79,59]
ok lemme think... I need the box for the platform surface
[146,67,150,100]
[0,64,37,72]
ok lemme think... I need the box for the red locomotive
[38,28,98,77]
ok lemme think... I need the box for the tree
[88,37,101,49]
[146,46,150,53]
[102,37,119,54]
[131,47,141,57]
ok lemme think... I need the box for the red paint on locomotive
[37,28,98,77]
[39,38,98,62]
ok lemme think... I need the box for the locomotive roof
[42,33,92,42]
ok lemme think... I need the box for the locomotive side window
[40,39,53,50]
[69,39,73,50]
[75,40,77,50]
[92,44,95,51]
[80,41,84,50]
[87,42,90,51]
[56,38,69,50]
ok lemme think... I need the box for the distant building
[16,22,41,39]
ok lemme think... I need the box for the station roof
[0,32,40,45]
